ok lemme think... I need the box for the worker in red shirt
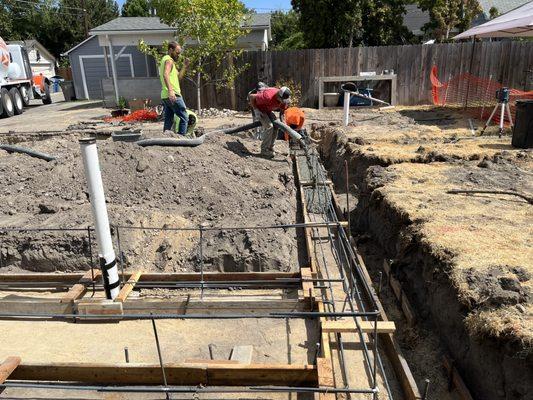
[248,86,291,159]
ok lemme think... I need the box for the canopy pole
[464,36,477,109]
[106,35,120,104]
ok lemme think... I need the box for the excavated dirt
[312,106,532,400]
[0,128,300,274]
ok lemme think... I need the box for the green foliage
[271,11,306,50]
[147,0,251,108]
[489,6,498,19]
[117,96,128,109]
[122,0,151,17]
[417,0,482,41]
[0,0,118,57]
[291,0,412,48]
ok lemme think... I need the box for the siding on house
[68,36,157,100]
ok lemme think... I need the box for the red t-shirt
[254,88,286,112]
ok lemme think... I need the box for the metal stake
[199,226,204,300]
[345,160,351,238]
[116,226,126,285]
[151,317,170,400]
[124,347,130,363]
[422,378,430,400]
[87,227,96,297]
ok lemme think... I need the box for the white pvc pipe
[343,91,351,127]
[79,138,120,299]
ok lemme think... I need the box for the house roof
[246,13,271,28]
[403,4,430,36]
[62,35,97,56]
[478,0,530,18]
[90,17,176,34]
[7,39,56,61]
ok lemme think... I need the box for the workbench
[318,74,398,109]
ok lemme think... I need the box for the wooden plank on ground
[0,356,21,384]
[443,356,474,400]
[0,299,71,315]
[322,318,396,334]
[60,269,101,304]
[11,362,317,387]
[184,359,240,365]
[114,271,142,303]
[316,357,335,400]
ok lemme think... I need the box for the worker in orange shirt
[248,86,291,159]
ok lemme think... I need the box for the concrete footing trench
[0,105,531,399]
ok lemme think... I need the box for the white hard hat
[277,86,291,103]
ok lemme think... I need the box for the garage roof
[89,17,176,35]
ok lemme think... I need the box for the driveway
[0,92,110,133]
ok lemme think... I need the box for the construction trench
[0,106,531,399]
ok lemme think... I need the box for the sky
[115,0,292,11]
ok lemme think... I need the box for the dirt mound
[0,133,299,273]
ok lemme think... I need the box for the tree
[291,0,412,48]
[361,0,413,45]
[149,0,250,110]
[0,0,118,57]
[417,0,482,41]
[270,10,306,50]
[122,0,151,17]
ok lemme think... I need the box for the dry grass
[377,161,532,345]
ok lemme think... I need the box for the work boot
[260,150,275,159]
[163,130,175,137]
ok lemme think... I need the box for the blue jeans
[162,97,188,134]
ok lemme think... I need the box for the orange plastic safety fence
[430,65,533,125]
[104,109,159,123]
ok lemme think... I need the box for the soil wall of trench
[316,127,531,400]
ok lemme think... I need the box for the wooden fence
[179,41,533,111]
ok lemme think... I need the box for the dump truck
[0,36,52,118]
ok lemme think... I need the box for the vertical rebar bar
[373,312,378,400]
[151,317,170,400]
[378,271,383,296]
[344,160,350,239]
[87,226,96,297]
[199,226,204,300]
[422,378,430,400]
[124,347,130,363]
[116,226,125,285]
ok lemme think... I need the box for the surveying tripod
[480,87,513,137]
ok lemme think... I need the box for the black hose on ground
[136,136,206,147]
[136,121,262,148]
[0,145,57,162]
[204,120,262,138]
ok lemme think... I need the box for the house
[8,39,56,78]
[239,13,272,51]
[403,4,431,38]
[64,15,272,104]
[472,0,531,26]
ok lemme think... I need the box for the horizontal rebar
[0,310,379,321]
[0,221,345,234]
[1,382,378,394]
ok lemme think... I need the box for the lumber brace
[9,362,318,387]
[322,318,396,334]
[0,357,21,384]
[115,271,142,302]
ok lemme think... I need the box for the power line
[10,0,85,11]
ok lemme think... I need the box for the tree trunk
[196,72,201,112]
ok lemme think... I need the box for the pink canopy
[454,1,533,39]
